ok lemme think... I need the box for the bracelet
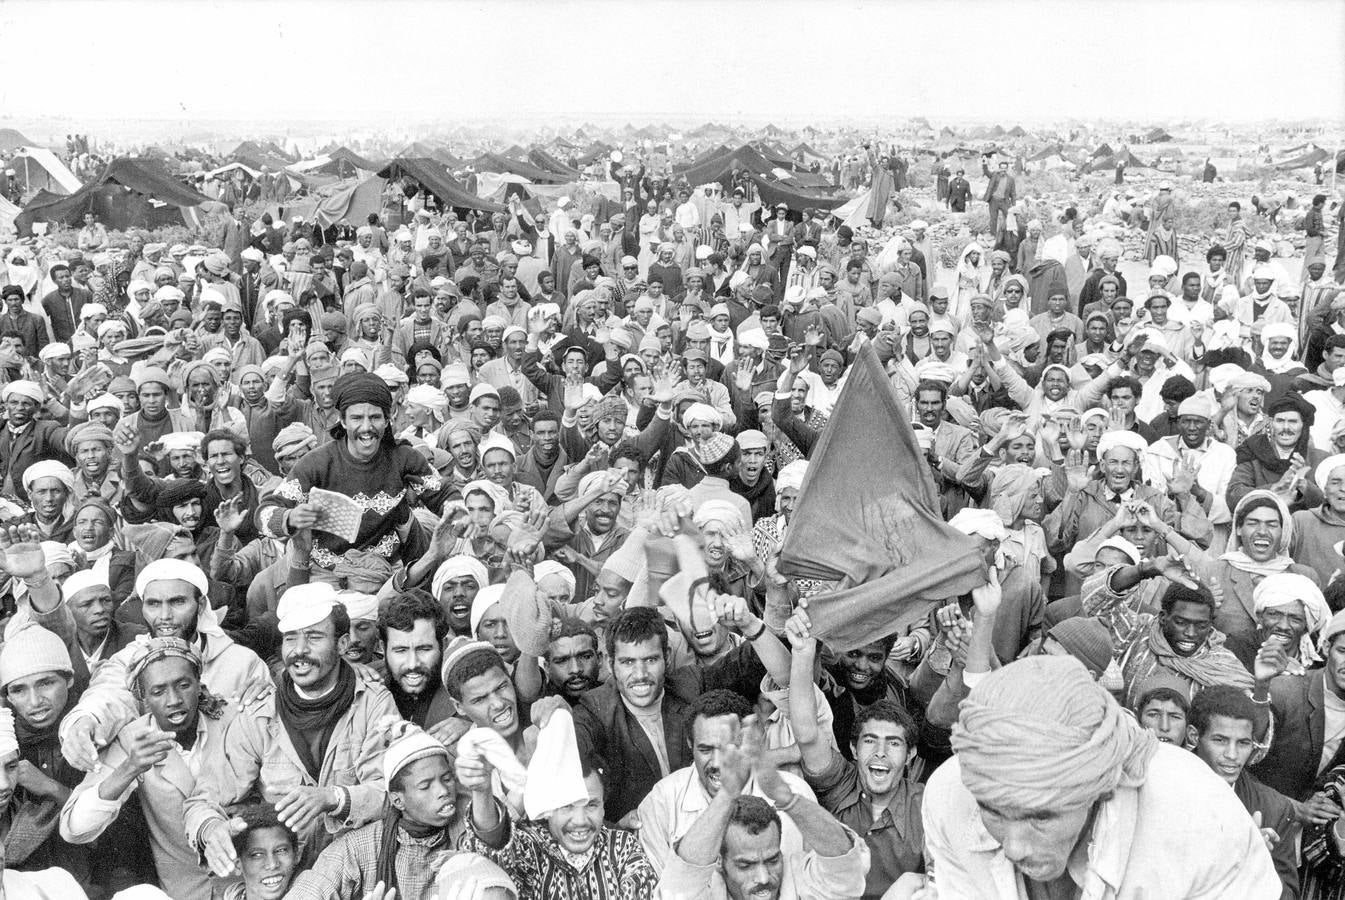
[776,792,800,813]
[744,620,767,642]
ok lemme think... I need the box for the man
[657,712,870,899]
[947,168,972,213]
[380,591,454,730]
[1077,240,1128,315]
[51,559,271,772]
[61,568,146,674]
[541,618,603,702]
[922,655,1279,896]
[637,690,816,872]
[188,583,397,866]
[0,285,49,356]
[514,410,568,502]
[260,372,443,586]
[0,380,71,502]
[60,637,236,899]
[913,379,978,518]
[77,212,109,253]
[40,264,90,344]
[1187,686,1299,899]
[787,621,923,899]
[287,726,497,900]
[460,739,655,900]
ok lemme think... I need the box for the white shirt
[674,201,701,229]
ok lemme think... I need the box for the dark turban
[331,372,393,415]
[156,478,208,516]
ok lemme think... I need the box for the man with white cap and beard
[287,724,513,900]
[20,552,271,773]
[187,582,397,869]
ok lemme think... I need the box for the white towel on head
[524,709,587,819]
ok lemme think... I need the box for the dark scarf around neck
[276,661,357,779]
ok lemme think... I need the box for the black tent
[0,128,36,153]
[527,148,583,180]
[377,158,504,213]
[746,174,846,212]
[16,157,210,234]
[1142,127,1175,143]
[1091,142,1115,158]
[328,146,379,171]
[677,144,780,186]
[469,152,567,184]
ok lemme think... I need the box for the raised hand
[112,419,140,456]
[1252,636,1290,683]
[787,344,810,375]
[783,609,814,650]
[0,524,48,579]
[216,494,248,535]
[970,566,1002,618]
[803,324,823,347]
[1066,417,1089,452]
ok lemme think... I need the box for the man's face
[1192,715,1256,786]
[5,395,36,428]
[1270,412,1302,449]
[586,492,620,535]
[345,618,380,665]
[722,820,785,900]
[475,600,519,664]
[472,398,501,430]
[172,497,203,530]
[1256,599,1307,653]
[1160,600,1213,657]
[5,670,70,731]
[1324,467,1345,514]
[343,402,388,462]
[1147,298,1169,325]
[1177,414,1210,448]
[838,641,887,692]
[141,579,200,640]
[187,369,217,409]
[1108,387,1136,417]
[482,448,515,486]
[29,476,67,522]
[611,637,664,709]
[454,666,518,738]
[239,372,266,405]
[545,634,600,698]
[68,584,113,641]
[205,438,240,488]
[413,295,433,323]
[692,713,742,797]
[738,447,766,482]
[439,576,479,633]
[281,615,346,691]
[852,718,910,797]
[1182,277,1201,301]
[139,657,200,735]
[1100,448,1138,492]
[930,332,952,358]
[978,800,1094,883]
[1140,696,1187,744]
[1236,386,1264,417]
[392,754,457,829]
[915,389,944,429]
[546,771,605,855]
[385,619,442,697]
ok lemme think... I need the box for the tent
[15,157,210,234]
[1008,125,1028,138]
[526,148,583,180]
[288,147,379,178]
[745,173,846,212]
[468,152,566,184]
[1091,142,1115,159]
[1272,144,1330,170]
[575,142,613,166]
[791,142,829,165]
[0,129,36,153]
[307,176,387,227]
[4,147,81,197]
[378,158,504,213]
[0,193,18,239]
[206,161,262,179]
[1141,127,1175,143]
[676,144,782,187]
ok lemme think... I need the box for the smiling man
[636,690,815,874]
[379,591,453,728]
[188,582,397,869]
[262,372,444,587]
[923,655,1279,897]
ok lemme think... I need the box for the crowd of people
[0,156,1341,900]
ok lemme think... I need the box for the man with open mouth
[61,636,236,899]
[259,371,447,589]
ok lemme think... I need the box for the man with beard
[46,558,271,773]
[786,615,923,898]
[659,711,868,899]
[553,469,630,602]
[637,690,815,873]
[0,380,71,502]
[0,625,91,880]
[198,297,265,371]
[61,637,237,899]
[288,727,502,900]
[541,619,602,702]
[189,583,397,868]
[380,592,455,731]
[261,372,444,587]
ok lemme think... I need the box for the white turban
[405,384,448,418]
[948,508,1009,541]
[134,559,209,600]
[534,560,576,601]
[470,584,506,637]
[21,460,74,494]
[336,590,380,622]
[1096,430,1150,460]
[1253,572,1331,665]
[1,380,43,404]
[62,568,110,604]
[0,708,15,759]
[431,555,489,603]
[692,499,745,532]
[777,460,808,493]
[277,583,340,633]
[681,403,721,427]
[1315,454,1345,490]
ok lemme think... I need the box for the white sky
[1,0,1342,127]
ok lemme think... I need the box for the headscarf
[463,479,510,515]
[431,555,489,602]
[1314,454,1345,490]
[1259,322,1300,375]
[330,372,392,414]
[534,560,576,601]
[989,464,1048,526]
[1221,490,1294,577]
[951,656,1157,811]
[1252,572,1331,667]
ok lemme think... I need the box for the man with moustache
[379,592,456,731]
[186,583,398,869]
[48,559,270,773]
[541,619,603,703]
[337,591,383,670]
